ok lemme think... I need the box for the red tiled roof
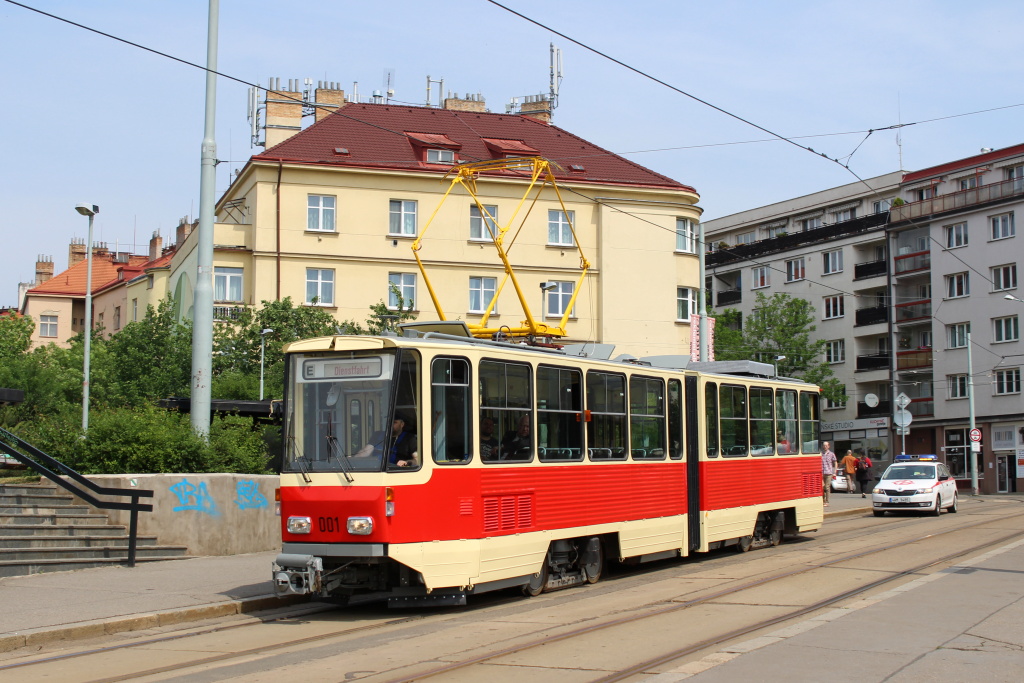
[254,104,694,192]
[405,132,461,148]
[482,138,539,155]
[27,255,149,297]
[902,143,1024,184]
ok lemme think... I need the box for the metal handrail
[0,426,153,567]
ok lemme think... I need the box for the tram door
[684,376,700,553]
[344,391,381,455]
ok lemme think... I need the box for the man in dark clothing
[356,413,418,467]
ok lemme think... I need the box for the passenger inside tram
[499,414,532,460]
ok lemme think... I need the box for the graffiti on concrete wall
[235,480,268,509]
[169,479,219,516]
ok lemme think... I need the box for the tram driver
[354,411,418,468]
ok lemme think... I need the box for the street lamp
[1004,294,1024,304]
[539,281,557,324]
[75,203,99,431]
[259,328,273,400]
[773,355,786,378]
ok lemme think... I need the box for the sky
[2,0,1023,308]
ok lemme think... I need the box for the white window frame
[305,268,335,306]
[388,272,416,310]
[824,339,845,364]
[991,264,1017,292]
[994,368,1021,396]
[824,389,847,410]
[426,148,455,164]
[947,374,969,399]
[735,231,756,245]
[959,176,978,190]
[307,194,336,232]
[991,213,1015,240]
[786,258,805,283]
[547,209,576,247]
[468,276,497,314]
[801,216,822,232]
[389,200,417,237]
[872,199,892,214]
[824,295,845,320]
[751,266,770,289]
[945,222,968,249]
[945,272,970,299]
[993,315,1020,343]
[547,281,575,318]
[214,266,244,303]
[675,218,696,253]
[676,287,694,322]
[946,322,970,349]
[832,208,855,223]
[131,298,138,323]
[39,314,58,338]
[823,249,843,275]
[470,205,498,241]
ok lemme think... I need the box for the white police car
[872,455,958,517]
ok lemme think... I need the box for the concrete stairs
[0,482,188,577]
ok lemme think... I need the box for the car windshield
[883,464,936,480]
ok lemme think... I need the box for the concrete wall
[67,473,280,556]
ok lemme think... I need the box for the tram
[272,325,823,606]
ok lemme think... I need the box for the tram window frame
[537,365,584,462]
[479,359,534,463]
[749,386,775,456]
[705,381,719,457]
[586,370,628,461]
[430,357,472,465]
[387,350,423,472]
[776,388,798,454]
[668,378,683,460]
[799,391,821,453]
[719,384,749,457]
[630,375,667,460]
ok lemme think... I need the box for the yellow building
[170,91,703,357]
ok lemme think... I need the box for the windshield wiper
[325,415,354,482]
[287,436,312,483]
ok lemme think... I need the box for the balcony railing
[213,305,247,321]
[857,400,891,418]
[891,176,1024,224]
[716,289,742,307]
[856,353,890,371]
[854,259,887,280]
[908,397,935,417]
[896,348,933,371]
[895,300,931,324]
[894,251,930,275]
[855,305,888,327]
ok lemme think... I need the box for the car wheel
[931,496,942,516]
[873,510,885,517]
[949,493,958,513]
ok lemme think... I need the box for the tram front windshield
[283,350,413,473]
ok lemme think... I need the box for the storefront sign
[821,416,890,432]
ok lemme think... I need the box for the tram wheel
[769,529,783,547]
[736,535,753,553]
[583,537,603,584]
[522,556,549,597]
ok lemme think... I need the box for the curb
[0,593,313,654]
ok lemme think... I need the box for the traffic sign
[969,428,982,442]
[893,408,913,428]
[895,392,912,409]
[895,426,910,436]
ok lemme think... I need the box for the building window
[547,209,576,246]
[786,258,805,282]
[832,208,856,223]
[959,176,978,190]
[1008,165,1024,190]
[824,388,847,410]
[131,298,138,322]
[470,205,498,241]
[824,340,845,364]
[947,374,969,399]
[824,295,845,320]
[993,315,1020,343]
[735,231,755,245]
[947,322,970,349]
[675,218,696,253]
[389,200,417,236]
[426,148,454,164]
[113,306,121,331]
[800,216,822,232]
[547,281,575,317]
[991,264,1017,292]
[915,186,936,201]
[945,222,968,248]
[39,315,58,338]
[823,249,843,275]
[389,272,416,310]
[994,368,1021,395]
[469,276,497,313]
[751,266,770,289]
[872,199,892,214]
[945,272,970,299]
[676,287,694,322]
[214,266,244,302]
[305,268,334,306]
[991,213,1015,240]
[307,194,336,232]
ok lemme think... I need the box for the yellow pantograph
[411,157,590,339]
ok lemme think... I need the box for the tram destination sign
[302,357,384,381]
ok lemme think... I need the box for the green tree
[714,292,845,403]
[366,284,417,335]
[0,313,34,363]
[103,299,193,405]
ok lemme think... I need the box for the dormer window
[427,148,455,164]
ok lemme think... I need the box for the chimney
[175,216,194,246]
[35,255,54,285]
[443,92,487,113]
[68,237,86,268]
[520,95,552,124]
[149,231,163,262]
[314,82,346,123]
[264,78,304,148]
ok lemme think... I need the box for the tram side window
[776,389,798,454]
[479,360,533,462]
[705,382,719,457]
[749,387,774,456]
[668,379,683,460]
[630,376,666,460]
[586,371,628,460]
[389,351,422,471]
[799,391,821,453]
[431,358,471,464]
[720,384,748,457]
[537,366,584,462]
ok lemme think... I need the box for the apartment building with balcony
[703,173,902,462]
[888,143,1024,493]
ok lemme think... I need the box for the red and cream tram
[273,330,823,606]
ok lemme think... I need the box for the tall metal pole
[698,221,709,361]
[259,334,266,401]
[191,0,219,437]
[82,211,95,431]
[967,329,978,495]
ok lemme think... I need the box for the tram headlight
[347,516,374,535]
[286,516,312,534]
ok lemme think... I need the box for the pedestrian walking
[821,441,837,506]
[840,450,858,493]
[855,453,874,497]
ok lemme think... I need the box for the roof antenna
[549,43,562,110]
[897,91,903,171]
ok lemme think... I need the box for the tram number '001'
[318,516,341,533]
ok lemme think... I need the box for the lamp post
[1005,294,1024,304]
[539,281,557,328]
[75,203,99,431]
[773,355,786,379]
[259,328,273,400]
